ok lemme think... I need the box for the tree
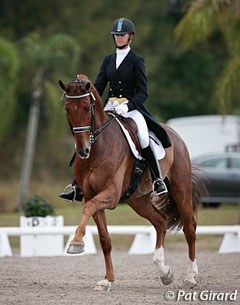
[0,0,230,187]
[0,37,19,141]
[174,0,240,114]
[16,32,81,210]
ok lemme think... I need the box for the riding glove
[115,104,129,115]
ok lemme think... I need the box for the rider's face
[114,34,131,48]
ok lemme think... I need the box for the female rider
[60,17,171,201]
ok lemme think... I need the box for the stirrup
[153,178,168,196]
[60,184,77,202]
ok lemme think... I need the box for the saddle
[116,116,142,153]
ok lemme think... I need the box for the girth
[120,159,145,202]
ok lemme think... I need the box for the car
[192,152,240,207]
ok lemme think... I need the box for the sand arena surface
[0,249,239,305]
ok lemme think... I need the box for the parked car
[192,152,240,207]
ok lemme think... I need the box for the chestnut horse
[59,75,203,291]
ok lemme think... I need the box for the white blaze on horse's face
[59,79,93,159]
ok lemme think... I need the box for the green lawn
[1,203,239,226]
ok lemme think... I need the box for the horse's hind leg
[172,189,198,287]
[182,209,198,287]
[92,210,114,291]
[128,196,173,285]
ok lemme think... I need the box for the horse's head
[59,76,96,159]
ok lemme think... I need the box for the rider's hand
[115,104,129,115]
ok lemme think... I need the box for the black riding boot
[59,179,83,202]
[141,145,168,196]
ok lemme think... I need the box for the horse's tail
[191,165,208,219]
[166,165,207,230]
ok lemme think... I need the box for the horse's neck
[92,91,108,127]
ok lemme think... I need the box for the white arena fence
[0,225,240,257]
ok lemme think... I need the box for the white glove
[115,104,129,115]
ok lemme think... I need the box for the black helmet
[111,18,135,35]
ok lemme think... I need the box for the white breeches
[104,99,149,148]
[122,110,149,149]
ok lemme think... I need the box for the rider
[59,17,171,202]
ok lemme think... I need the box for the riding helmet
[111,18,135,35]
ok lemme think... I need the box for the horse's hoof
[94,279,111,292]
[184,275,197,288]
[66,241,84,254]
[160,269,174,285]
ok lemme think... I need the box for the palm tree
[16,32,81,210]
[0,37,19,141]
[174,0,240,114]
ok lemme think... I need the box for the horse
[59,74,204,291]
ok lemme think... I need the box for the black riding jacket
[94,49,171,148]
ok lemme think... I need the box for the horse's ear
[86,82,91,91]
[59,80,66,91]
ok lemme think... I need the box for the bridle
[64,90,96,144]
[62,80,116,146]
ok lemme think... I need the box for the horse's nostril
[78,148,91,159]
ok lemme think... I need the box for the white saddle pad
[115,118,165,161]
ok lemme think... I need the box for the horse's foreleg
[67,191,118,254]
[66,201,94,254]
[92,210,114,291]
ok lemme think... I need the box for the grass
[0,180,69,213]
[2,204,239,227]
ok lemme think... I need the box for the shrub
[22,195,55,217]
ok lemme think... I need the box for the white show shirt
[116,46,131,69]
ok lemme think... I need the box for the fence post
[128,227,156,255]
[0,231,12,257]
[219,232,240,253]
